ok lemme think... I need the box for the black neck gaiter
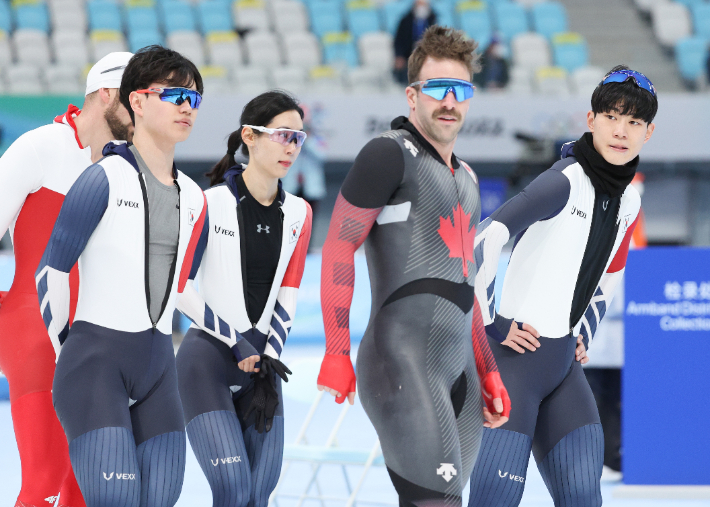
[573,132,638,198]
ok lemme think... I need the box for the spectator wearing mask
[393,0,437,84]
[474,36,509,90]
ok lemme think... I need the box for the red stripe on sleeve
[178,192,207,293]
[472,294,498,379]
[282,201,313,288]
[607,215,639,273]
[321,193,381,356]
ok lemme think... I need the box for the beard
[104,98,133,142]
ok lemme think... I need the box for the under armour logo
[257,224,269,234]
[436,463,457,482]
[403,139,419,157]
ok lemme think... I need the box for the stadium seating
[345,65,385,93]
[457,1,491,49]
[44,64,83,94]
[322,31,358,67]
[50,0,88,33]
[7,63,44,94]
[271,0,309,34]
[511,32,551,70]
[383,0,410,34]
[692,3,710,39]
[358,31,394,70]
[88,0,123,32]
[162,1,197,34]
[243,30,282,67]
[128,28,163,52]
[346,0,381,39]
[205,30,243,67]
[551,32,589,73]
[233,64,271,93]
[271,65,308,94]
[535,65,569,96]
[570,65,604,95]
[507,65,534,94]
[15,3,49,32]
[492,1,528,41]
[126,5,160,34]
[0,30,10,67]
[233,0,270,31]
[198,1,233,33]
[167,30,206,67]
[13,29,50,66]
[199,64,232,93]
[309,0,343,38]
[53,30,90,68]
[531,1,567,39]
[675,36,708,82]
[0,1,11,33]
[652,1,692,47]
[431,0,454,28]
[282,31,321,68]
[309,64,345,93]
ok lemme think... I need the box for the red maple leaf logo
[438,204,476,277]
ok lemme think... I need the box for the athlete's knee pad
[187,410,251,507]
[537,424,603,507]
[135,431,185,507]
[468,428,532,507]
[242,415,285,507]
[68,427,140,507]
[387,466,461,507]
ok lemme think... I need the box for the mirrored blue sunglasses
[409,78,475,102]
[136,87,203,109]
[601,70,656,97]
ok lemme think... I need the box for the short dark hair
[120,45,203,124]
[591,65,658,124]
[407,25,481,84]
[206,90,304,186]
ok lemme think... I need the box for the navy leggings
[176,328,284,507]
[468,334,603,507]
[53,321,186,507]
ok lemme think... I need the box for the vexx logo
[211,456,242,466]
[214,225,235,237]
[103,472,136,480]
[498,470,525,482]
[117,199,139,208]
[570,206,586,219]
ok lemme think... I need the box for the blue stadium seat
[309,0,343,37]
[346,0,380,38]
[129,28,164,52]
[0,1,12,32]
[532,1,567,39]
[383,0,410,34]
[675,0,705,9]
[197,0,233,33]
[692,3,710,39]
[162,1,196,33]
[675,36,708,81]
[492,1,528,41]
[126,6,160,33]
[322,31,358,66]
[552,32,588,72]
[432,1,454,28]
[457,1,491,49]
[15,3,49,32]
[89,0,123,31]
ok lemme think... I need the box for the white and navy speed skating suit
[468,133,639,507]
[176,166,312,507]
[35,141,207,507]
[317,117,501,507]
[0,105,89,507]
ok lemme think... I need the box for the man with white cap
[0,51,133,507]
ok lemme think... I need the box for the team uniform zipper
[138,171,181,333]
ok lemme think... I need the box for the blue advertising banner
[623,247,710,485]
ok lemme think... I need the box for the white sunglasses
[243,124,307,148]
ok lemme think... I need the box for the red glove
[317,354,356,404]
[0,291,7,308]
[481,371,511,418]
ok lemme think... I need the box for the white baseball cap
[85,52,134,96]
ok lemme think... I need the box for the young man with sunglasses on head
[35,46,206,506]
[0,51,133,507]
[316,25,510,507]
[467,65,657,507]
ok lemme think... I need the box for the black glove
[243,355,292,433]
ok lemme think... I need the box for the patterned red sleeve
[472,294,498,379]
[321,192,382,356]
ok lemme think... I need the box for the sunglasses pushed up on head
[135,87,203,109]
[243,124,308,148]
[600,70,656,97]
[408,78,475,102]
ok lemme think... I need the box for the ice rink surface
[0,345,707,507]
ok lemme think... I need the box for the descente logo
[117,199,139,208]
[214,226,235,237]
[103,472,136,480]
[211,456,242,466]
